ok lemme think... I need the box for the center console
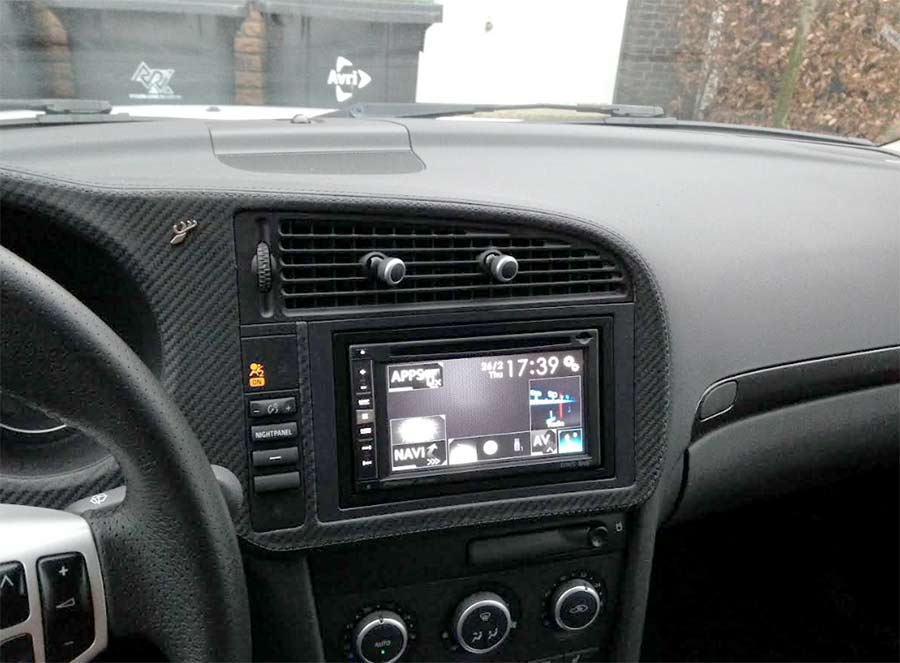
[233,210,665,662]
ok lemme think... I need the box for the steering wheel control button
[251,446,299,468]
[250,422,298,444]
[248,397,297,419]
[37,553,94,662]
[352,610,408,663]
[699,380,738,420]
[0,634,34,663]
[551,579,603,632]
[453,592,512,655]
[0,561,29,628]
[253,471,301,493]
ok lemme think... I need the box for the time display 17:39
[479,352,583,379]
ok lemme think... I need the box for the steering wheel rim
[0,245,251,661]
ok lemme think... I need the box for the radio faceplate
[308,306,635,521]
[346,330,601,493]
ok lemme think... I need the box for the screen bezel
[332,319,617,508]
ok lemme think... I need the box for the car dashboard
[1,116,898,662]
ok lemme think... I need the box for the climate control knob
[550,579,603,632]
[352,610,408,663]
[452,591,512,655]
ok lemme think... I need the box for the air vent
[257,212,630,311]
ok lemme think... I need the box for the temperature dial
[550,579,603,632]
[352,610,408,663]
[452,591,512,655]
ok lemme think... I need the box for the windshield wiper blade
[328,102,667,120]
[0,98,113,114]
[601,116,875,147]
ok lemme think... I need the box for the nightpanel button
[0,561,29,628]
[37,553,94,662]
[253,472,301,493]
[251,422,298,444]
[252,446,299,468]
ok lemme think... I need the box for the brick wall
[234,7,267,105]
[613,0,682,112]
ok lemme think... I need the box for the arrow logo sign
[326,56,372,102]
[0,574,14,590]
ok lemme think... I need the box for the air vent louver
[270,212,630,310]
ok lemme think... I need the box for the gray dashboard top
[1,117,898,520]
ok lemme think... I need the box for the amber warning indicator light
[248,362,266,388]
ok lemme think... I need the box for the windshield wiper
[601,116,875,147]
[0,98,114,114]
[0,98,139,127]
[334,102,875,148]
[327,102,667,120]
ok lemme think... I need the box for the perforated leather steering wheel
[0,245,251,661]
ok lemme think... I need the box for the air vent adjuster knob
[362,252,406,287]
[480,250,518,283]
[254,241,273,293]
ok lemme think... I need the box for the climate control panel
[315,513,625,662]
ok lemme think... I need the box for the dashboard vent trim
[266,212,630,310]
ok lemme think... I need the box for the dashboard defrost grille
[274,213,630,309]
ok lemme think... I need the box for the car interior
[1,1,898,662]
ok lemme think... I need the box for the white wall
[416,0,629,105]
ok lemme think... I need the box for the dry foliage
[671,0,900,142]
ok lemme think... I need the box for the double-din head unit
[344,329,603,494]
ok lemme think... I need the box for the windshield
[0,0,897,143]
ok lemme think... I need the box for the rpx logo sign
[326,56,372,102]
[130,61,179,99]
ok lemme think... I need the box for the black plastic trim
[691,346,900,440]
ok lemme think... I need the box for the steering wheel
[0,246,251,661]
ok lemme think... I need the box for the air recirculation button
[550,578,604,632]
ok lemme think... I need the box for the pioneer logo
[387,363,443,392]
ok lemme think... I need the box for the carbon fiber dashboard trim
[0,168,669,551]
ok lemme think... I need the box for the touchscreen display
[384,349,587,475]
